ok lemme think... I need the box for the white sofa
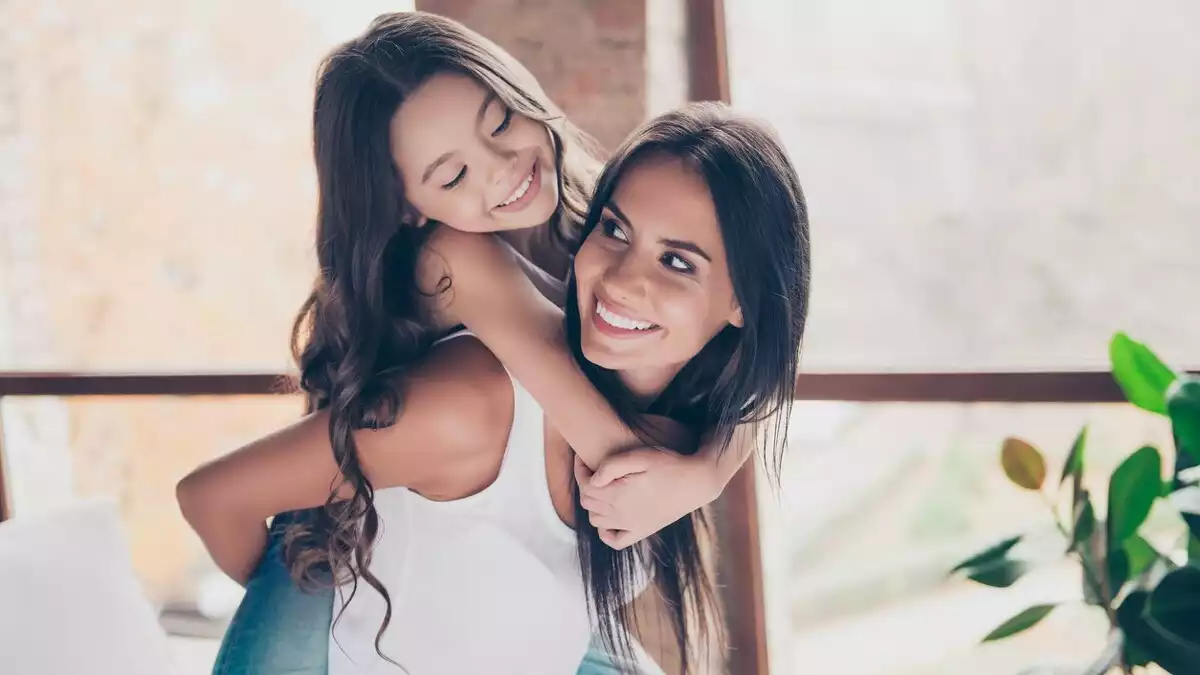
[0,501,216,675]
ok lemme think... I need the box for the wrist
[691,452,727,504]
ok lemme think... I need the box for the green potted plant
[951,332,1200,674]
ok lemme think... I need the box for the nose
[599,251,650,304]
[484,139,520,187]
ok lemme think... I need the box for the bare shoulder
[416,228,497,323]
[407,333,513,442]
[360,334,515,499]
[416,227,500,288]
[175,334,516,528]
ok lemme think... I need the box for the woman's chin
[579,339,634,374]
[579,342,617,372]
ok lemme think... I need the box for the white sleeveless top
[327,333,593,675]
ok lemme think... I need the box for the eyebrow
[605,200,713,263]
[420,92,499,185]
[421,152,454,185]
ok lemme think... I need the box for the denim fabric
[211,511,333,675]
[210,511,652,674]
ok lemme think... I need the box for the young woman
[177,12,809,674]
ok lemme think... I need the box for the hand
[574,448,721,550]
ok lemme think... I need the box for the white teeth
[595,300,655,331]
[500,169,534,206]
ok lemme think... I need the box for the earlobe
[402,205,429,229]
[730,306,744,328]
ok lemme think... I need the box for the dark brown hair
[565,102,811,672]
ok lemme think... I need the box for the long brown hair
[282,11,603,658]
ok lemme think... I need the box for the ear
[401,204,429,229]
[730,305,744,328]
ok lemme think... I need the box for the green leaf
[1189,535,1200,564]
[1146,566,1200,627]
[967,558,1033,588]
[1061,425,1088,490]
[950,536,1033,589]
[951,535,1023,574]
[1107,446,1163,546]
[1124,640,1153,670]
[1077,499,1108,605]
[1125,578,1200,672]
[1168,376,1200,462]
[982,604,1057,642]
[1171,413,1200,543]
[1002,438,1047,491]
[1072,495,1096,551]
[1108,535,1159,598]
[1116,591,1154,668]
[1124,534,1159,579]
[1108,548,1130,598]
[1142,567,1200,669]
[1110,332,1178,415]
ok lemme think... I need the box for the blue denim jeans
[211,511,640,674]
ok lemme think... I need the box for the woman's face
[389,72,560,232]
[573,155,743,398]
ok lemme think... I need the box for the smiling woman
[575,155,745,400]
[390,72,561,233]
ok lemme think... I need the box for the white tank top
[326,333,593,675]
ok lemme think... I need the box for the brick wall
[418,0,647,150]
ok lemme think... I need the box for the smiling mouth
[591,298,661,337]
[494,160,538,210]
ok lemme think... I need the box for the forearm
[432,231,648,469]
[699,422,758,492]
[177,472,270,586]
[181,504,268,586]
[499,321,646,469]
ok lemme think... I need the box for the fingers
[590,450,654,488]
[579,493,612,516]
[573,454,594,486]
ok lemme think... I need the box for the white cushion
[0,500,173,675]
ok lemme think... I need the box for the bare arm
[176,336,512,584]
[701,420,759,490]
[419,227,654,470]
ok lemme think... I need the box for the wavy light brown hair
[281,11,603,660]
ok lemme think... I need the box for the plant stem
[1040,491,1117,626]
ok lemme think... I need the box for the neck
[496,224,568,281]
[495,226,533,249]
[617,363,684,409]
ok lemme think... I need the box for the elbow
[176,465,220,532]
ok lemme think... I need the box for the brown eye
[662,252,694,273]
[599,217,629,242]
